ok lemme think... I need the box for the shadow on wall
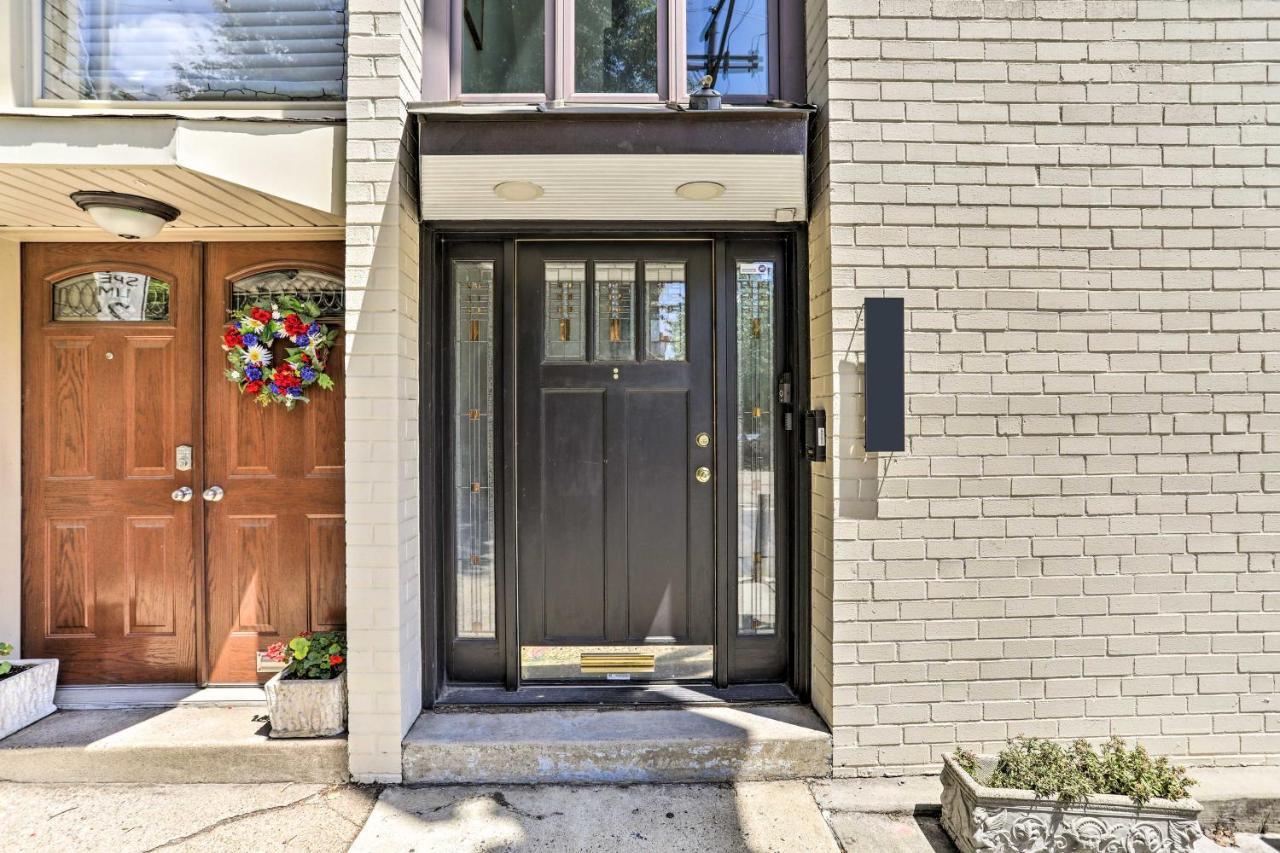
[837,357,880,520]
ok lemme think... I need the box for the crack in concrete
[139,785,344,852]
[806,780,849,853]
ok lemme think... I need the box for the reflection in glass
[454,261,496,639]
[462,0,545,94]
[593,263,636,362]
[686,0,769,96]
[736,261,775,635]
[42,0,347,101]
[575,0,658,94]
[544,262,587,361]
[53,272,170,322]
[644,262,687,361]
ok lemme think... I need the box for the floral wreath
[222,295,338,409]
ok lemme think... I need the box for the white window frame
[29,0,346,112]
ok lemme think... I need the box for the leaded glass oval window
[231,269,344,318]
[53,271,170,322]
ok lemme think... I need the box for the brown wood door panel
[202,242,345,684]
[22,242,200,684]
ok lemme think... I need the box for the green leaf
[316,374,334,390]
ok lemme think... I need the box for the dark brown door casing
[516,242,715,649]
[22,243,201,684]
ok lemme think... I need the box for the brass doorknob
[694,466,711,484]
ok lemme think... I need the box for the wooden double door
[21,241,345,685]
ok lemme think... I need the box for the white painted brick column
[344,0,423,782]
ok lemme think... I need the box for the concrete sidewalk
[1,776,1276,852]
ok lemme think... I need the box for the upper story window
[41,0,347,103]
[453,0,781,102]
[686,0,768,97]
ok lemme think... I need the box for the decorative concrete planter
[0,659,58,740]
[940,753,1203,853]
[264,670,346,738]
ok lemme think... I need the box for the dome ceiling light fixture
[493,180,544,202]
[675,181,726,201]
[70,191,181,240]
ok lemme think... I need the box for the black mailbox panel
[864,297,905,452]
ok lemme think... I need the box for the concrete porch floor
[0,706,348,783]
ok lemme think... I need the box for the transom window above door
[451,0,780,102]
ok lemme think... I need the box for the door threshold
[54,684,266,710]
[434,681,797,708]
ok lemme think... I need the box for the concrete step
[0,707,348,783]
[402,703,831,784]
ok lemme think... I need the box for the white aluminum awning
[0,115,344,239]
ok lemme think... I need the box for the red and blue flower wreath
[222,295,338,409]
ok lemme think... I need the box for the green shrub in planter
[954,736,1195,806]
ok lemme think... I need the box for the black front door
[516,242,715,679]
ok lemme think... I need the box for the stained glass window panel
[53,271,170,322]
[736,261,775,636]
[453,261,496,639]
[644,262,687,362]
[593,262,636,362]
[544,262,587,362]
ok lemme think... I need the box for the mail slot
[579,652,656,674]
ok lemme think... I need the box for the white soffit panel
[421,154,806,221]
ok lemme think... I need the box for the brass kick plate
[579,652,656,674]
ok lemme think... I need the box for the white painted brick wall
[810,0,1280,776]
[344,0,423,783]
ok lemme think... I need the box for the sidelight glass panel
[736,261,775,635]
[53,272,169,322]
[461,0,545,94]
[42,0,347,101]
[544,262,587,362]
[575,0,658,94]
[453,261,497,639]
[644,262,687,361]
[686,0,770,96]
[593,262,636,362]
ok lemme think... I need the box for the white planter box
[0,659,58,741]
[264,670,346,738]
[940,753,1204,853]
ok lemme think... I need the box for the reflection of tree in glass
[169,1,346,100]
[687,0,767,96]
[575,0,658,93]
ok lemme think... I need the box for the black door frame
[420,224,811,706]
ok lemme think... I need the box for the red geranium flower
[244,380,263,394]
[223,328,242,348]
[250,307,272,324]
[329,654,344,666]
[283,313,306,336]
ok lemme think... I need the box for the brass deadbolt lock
[695,432,710,448]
